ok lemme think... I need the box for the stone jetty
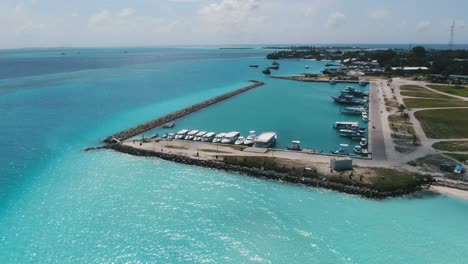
[104,80,264,143]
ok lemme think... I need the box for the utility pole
[449,21,455,50]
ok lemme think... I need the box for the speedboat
[167,133,176,139]
[362,113,369,122]
[212,133,226,143]
[184,130,199,140]
[234,136,246,145]
[243,130,256,146]
[162,122,175,128]
[353,145,362,154]
[175,129,189,139]
[331,144,349,156]
[221,131,240,144]
[305,65,310,69]
[360,138,368,147]
[193,131,207,141]
[201,132,216,142]
[287,140,302,151]
[254,132,277,148]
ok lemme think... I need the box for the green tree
[412,46,427,58]
[398,104,406,116]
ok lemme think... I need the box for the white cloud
[89,10,110,28]
[199,0,261,30]
[416,20,431,32]
[369,8,387,20]
[119,8,135,18]
[327,12,345,28]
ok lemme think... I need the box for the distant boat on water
[249,65,259,68]
[262,68,271,75]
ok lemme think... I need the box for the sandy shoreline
[430,186,468,200]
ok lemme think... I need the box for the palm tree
[402,112,410,123]
[398,104,406,116]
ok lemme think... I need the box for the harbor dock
[104,80,265,143]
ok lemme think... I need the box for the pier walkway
[369,82,388,161]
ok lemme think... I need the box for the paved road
[369,82,388,161]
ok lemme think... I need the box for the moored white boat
[201,132,216,142]
[193,131,207,141]
[243,130,256,146]
[212,133,226,143]
[234,136,245,145]
[185,130,199,140]
[254,132,277,148]
[221,131,240,144]
[175,129,189,139]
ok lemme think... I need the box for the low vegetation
[415,109,468,139]
[433,141,468,152]
[403,98,468,108]
[370,168,432,191]
[444,153,468,163]
[427,84,468,98]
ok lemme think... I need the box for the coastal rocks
[107,144,426,199]
[103,80,264,144]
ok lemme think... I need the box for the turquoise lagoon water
[1,47,468,263]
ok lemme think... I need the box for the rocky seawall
[104,80,264,144]
[106,143,427,199]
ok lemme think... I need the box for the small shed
[330,158,353,171]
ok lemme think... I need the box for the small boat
[221,131,240,144]
[234,136,246,145]
[254,132,277,148]
[272,61,280,66]
[287,140,302,151]
[243,130,256,146]
[269,65,279,70]
[150,133,159,139]
[161,134,168,139]
[175,129,189,139]
[305,65,310,69]
[201,132,216,142]
[330,78,337,85]
[360,138,368,147]
[331,144,349,156]
[341,87,369,97]
[184,130,199,140]
[353,145,362,154]
[362,113,369,122]
[334,121,359,129]
[332,95,367,105]
[193,131,207,141]
[162,122,175,128]
[249,65,259,68]
[262,68,271,75]
[212,133,226,143]
[167,133,176,139]
[359,80,368,86]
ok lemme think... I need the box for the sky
[0,0,467,48]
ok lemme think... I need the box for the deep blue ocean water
[1,47,468,263]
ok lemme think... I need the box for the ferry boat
[341,87,369,97]
[262,68,271,75]
[254,132,277,148]
[221,131,240,144]
[185,130,199,140]
[201,132,216,142]
[167,133,176,139]
[175,129,189,139]
[243,130,256,146]
[341,107,365,115]
[360,138,368,147]
[212,133,226,143]
[340,130,365,138]
[331,144,349,156]
[193,131,207,141]
[286,140,302,151]
[332,94,367,105]
[334,121,359,129]
[234,136,245,145]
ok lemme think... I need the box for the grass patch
[384,98,400,108]
[444,153,468,162]
[403,98,468,108]
[428,84,468,98]
[433,141,468,152]
[415,109,468,139]
[370,168,431,191]
[400,85,429,92]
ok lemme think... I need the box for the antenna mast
[449,21,455,49]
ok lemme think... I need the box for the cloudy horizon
[1,0,467,49]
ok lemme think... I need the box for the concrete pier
[104,80,264,143]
